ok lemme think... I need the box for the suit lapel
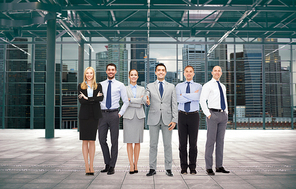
[135,85,141,98]
[162,82,167,98]
[126,86,133,98]
[154,81,161,99]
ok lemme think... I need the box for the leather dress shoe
[216,167,230,173]
[146,169,156,176]
[107,167,115,175]
[101,164,109,173]
[190,170,197,175]
[206,169,215,175]
[181,169,187,175]
[166,170,173,177]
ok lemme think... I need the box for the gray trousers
[98,111,119,167]
[205,110,228,169]
[149,119,173,170]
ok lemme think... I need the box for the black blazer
[78,83,104,120]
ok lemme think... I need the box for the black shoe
[88,172,94,176]
[146,169,156,176]
[129,171,134,174]
[107,167,115,175]
[206,169,215,175]
[181,169,187,175]
[216,167,230,173]
[190,170,197,175]
[134,170,138,173]
[101,164,109,173]
[166,170,173,177]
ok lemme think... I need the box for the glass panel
[5,118,30,128]
[62,95,77,105]
[34,72,46,82]
[34,84,45,94]
[62,72,77,82]
[34,95,45,105]
[7,72,30,82]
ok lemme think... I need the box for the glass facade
[0,37,295,129]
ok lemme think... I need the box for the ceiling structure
[0,0,296,43]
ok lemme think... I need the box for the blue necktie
[106,80,112,109]
[184,82,190,112]
[217,81,226,110]
[159,82,163,98]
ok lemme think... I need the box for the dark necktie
[184,82,191,112]
[106,80,112,109]
[159,82,163,98]
[217,81,226,110]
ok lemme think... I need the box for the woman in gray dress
[123,69,145,174]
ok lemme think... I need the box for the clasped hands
[180,89,199,96]
[78,91,103,100]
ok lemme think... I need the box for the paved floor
[0,129,295,189]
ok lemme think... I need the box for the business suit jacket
[123,85,146,120]
[145,81,178,125]
[78,83,104,120]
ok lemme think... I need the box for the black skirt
[79,112,99,140]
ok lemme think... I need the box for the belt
[210,108,224,112]
[179,110,199,115]
[101,109,118,113]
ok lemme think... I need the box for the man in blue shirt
[99,63,129,175]
[175,65,202,175]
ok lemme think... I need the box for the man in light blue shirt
[175,65,202,175]
[99,63,129,175]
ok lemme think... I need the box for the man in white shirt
[200,65,230,175]
[99,63,129,175]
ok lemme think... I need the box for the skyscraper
[130,38,147,85]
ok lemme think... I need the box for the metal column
[77,40,84,132]
[45,18,56,138]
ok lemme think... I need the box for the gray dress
[122,85,146,143]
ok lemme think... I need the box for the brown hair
[184,65,195,72]
[129,69,139,76]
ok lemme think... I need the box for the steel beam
[62,5,296,12]
[0,2,61,12]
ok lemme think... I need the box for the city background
[0,37,295,130]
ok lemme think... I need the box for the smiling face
[211,66,222,81]
[184,67,195,81]
[129,70,138,84]
[155,65,167,81]
[85,68,94,81]
[106,65,117,80]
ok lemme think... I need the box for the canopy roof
[1,0,296,41]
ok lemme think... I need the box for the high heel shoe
[129,164,135,174]
[89,167,94,176]
[134,164,138,173]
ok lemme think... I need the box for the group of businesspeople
[78,63,230,177]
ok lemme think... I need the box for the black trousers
[178,111,199,170]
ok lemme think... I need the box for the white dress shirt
[100,78,129,116]
[200,78,228,117]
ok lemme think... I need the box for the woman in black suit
[78,67,103,175]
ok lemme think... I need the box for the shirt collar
[157,80,165,84]
[184,80,193,84]
[85,81,92,88]
[107,78,116,82]
[211,78,219,82]
[130,84,137,88]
